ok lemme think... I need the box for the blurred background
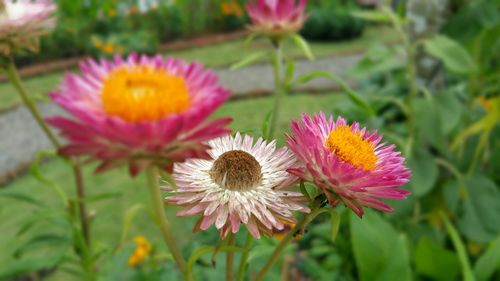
[0,0,498,280]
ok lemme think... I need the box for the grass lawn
[0,25,397,112]
[0,93,345,280]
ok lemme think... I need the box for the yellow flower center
[324,125,377,171]
[101,66,190,123]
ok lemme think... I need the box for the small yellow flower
[102,43,114,54]
[220,1,243,17]
[107,9,117,17]
[477,96,492,111]
[129,5,139,15]
[127,236,152,267]
[94,38,103,48]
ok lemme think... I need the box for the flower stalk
[4,58,92,246]
[5,59,60,148]
[254,199,325,281]
[226,233,236,281]
[268,40,285,139]
[146,167,190,281]
[236,232,254,281]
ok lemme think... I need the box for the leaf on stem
[230,52,267,70]
[424,35,477,75]
[290,33,314,60]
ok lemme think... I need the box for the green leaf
[406,149,438,197]
[424,35,477,75]
[0,255,65,280]
[434,90,464,135]
[186,245,242,279]
[458,174,500,243]
[440,212,476,281]
[14,234,70,257]
[292,71,375,117]
[284,59,295,86]
[30,149,68,205]
[229,52,267,70]
[348,43,403,78]
[351,10,392,23]
[119,203,146,247]
[261,110,273,139]
[474,236,500,281]
[413,97,446,152]
[289,33,314,60]
[414,236,460,281]
[350,211,411,281]
[83,191,122,203]
[0,189,45,207]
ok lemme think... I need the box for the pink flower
[165,133,309,239]
[287,113,411,217]
[0,0,56,55]
[48,54,231,176]
[246,0,308,38]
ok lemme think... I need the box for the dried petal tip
[0,0,56,56]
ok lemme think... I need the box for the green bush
[301,5,366,41]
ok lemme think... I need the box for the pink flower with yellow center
[0,0,56,55]
[48,54,231,176]
[246,0,308,38]
[165,133,310,239]
[287,113,411,217]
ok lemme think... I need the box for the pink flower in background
[0,0,56,55]
[48,54,231,176]
[287,113,411,217]
[246,0,308,37]
[165,133,309,239]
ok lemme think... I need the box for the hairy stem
[268,41,285,139]
[226,233,235,281]
[236,233,254,281]
[5,59,91,246]
[146,167,190,280]
[254,202,323,281]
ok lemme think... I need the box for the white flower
[165,133,310,239]
[0,0,56,55]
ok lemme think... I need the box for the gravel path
[0,54,362,179]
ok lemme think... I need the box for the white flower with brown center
[165,133,310,239]
[0,0,56,55]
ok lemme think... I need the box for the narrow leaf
[440,212,476,281]
[230,52,267,70]
[474,236,500,281]
[290,34,314,60]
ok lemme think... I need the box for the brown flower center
[210,150,262,191]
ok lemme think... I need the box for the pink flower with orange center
[0,0,56,55]
[48,54,231,176]
[246,0,308,38]
[287,113,411,217]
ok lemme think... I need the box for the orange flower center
[101,66,190,123]
[324,125,377,171]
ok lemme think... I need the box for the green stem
[268,41,285,139]
[226,233,235,281]
[236,232,254,281]
[254,202,323,281]
[70,159,91,246]
[5,59,60,148]
[5,59,92,247]
[146,167,190,280]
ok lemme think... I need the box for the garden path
[0,54,362,180]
